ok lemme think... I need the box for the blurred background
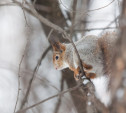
[0,0,125,113]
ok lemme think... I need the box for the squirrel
[50,32,117,106]
[50,32,117,81]
[50,32,118,106]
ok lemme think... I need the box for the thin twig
[59,0,115,14]
[74,27,117,32]
[14,41,29,112]
[20,29,53,109]
[12,0,28,26]
[87,0,115,12]
[16,82,83,113]
[14,56,24,113]
[21,0,29,26]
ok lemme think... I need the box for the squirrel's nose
[56,68,57,70]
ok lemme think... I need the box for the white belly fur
[91,76,111,106]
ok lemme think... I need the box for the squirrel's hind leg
[73,66,96,80]
[85,72,96,79]
[70,64,96,81]
[82,62,97,79]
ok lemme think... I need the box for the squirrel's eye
[55,56,59,60]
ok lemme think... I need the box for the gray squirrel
[50,32,117,106]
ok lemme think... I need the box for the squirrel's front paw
[74,74,80,81]
[74,73,83,81]
[74,67,83,81]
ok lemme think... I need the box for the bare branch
[14,54,24,112]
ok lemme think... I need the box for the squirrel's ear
[52,42,66,52]
[52,42,61,51]
[49,38,59,51]
[49,37,66,52]
[59,42,66,52]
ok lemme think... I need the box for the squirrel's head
[50,39,67,70]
